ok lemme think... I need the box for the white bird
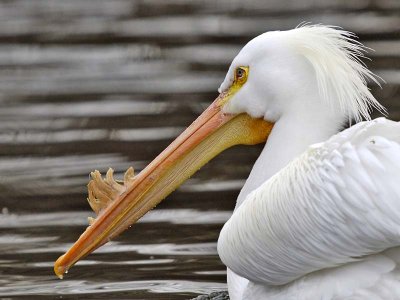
[54,25,400,300]
[219,118,400,300]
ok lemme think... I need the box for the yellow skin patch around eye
[217,66,249,107]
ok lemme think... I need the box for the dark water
[0,1,399,299]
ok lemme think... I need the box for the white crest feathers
[285,24,386,123]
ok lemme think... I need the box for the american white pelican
[54,25,400,299]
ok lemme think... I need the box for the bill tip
[54,254,67,279]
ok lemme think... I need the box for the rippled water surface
[0,0,400,299]
[0,209,230,299]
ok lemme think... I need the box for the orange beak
[54,92,273,278]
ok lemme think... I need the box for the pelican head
[54,24,384,278]
[220,25,383,124]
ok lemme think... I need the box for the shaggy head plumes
[220,24,386,124]
[286,24,385,122]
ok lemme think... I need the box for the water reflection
[1,278,227,299]
[0,209,228,299]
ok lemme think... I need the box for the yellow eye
[217,66,249,106]
[234,66,248,84]
[236,67,245,79]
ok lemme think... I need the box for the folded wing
[218,117,400,286]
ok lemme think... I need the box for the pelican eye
[236,68,245,79]
[234,66,248,85]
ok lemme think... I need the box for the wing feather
[218,117,400,286]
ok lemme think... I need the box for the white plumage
[219,118,400,299]
[215,25,400,299]
[52,25,400,296]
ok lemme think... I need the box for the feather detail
[286,24,387,123]
[218,118,400,287]
[87,167,135,222]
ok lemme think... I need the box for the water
[0,0,399,299]
[0,210,229,299]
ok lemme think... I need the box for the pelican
[54,24,400,299]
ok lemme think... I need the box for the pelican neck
[235,110,344,208]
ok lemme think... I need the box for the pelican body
[54,25,400,299]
